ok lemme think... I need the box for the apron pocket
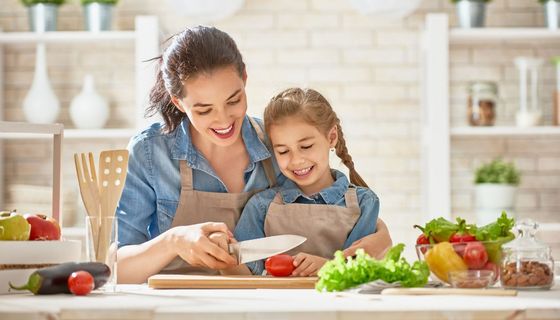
[157,199,179,233]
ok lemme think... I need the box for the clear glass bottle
[468,81,497,126]
[501,219,555,290]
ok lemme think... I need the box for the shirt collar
[170,116,271,168]
[280,169,350,204]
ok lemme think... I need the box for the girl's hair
[264,88,368,188]
[146,26,245,133]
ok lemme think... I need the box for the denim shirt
[234,169,380,275]
[117,115,283,247]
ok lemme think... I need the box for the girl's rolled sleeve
[343,189,380,249]
[234,192,270,275]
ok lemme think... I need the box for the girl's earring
[330,147,335,153]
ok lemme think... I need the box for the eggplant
[9,262,110,295]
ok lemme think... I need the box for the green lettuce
[315,244,430,292]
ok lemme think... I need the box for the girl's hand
[342,218,392,259]
[291,253,327,277]
[169,222,237,269]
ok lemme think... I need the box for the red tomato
[449,233,476,243]
[482,261,499,282]
[416,234,430,253]
[68,271,94,296]
[265,254,294,277]
[462,241,488,269]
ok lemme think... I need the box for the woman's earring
[330,147,335,152]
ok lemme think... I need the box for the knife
[209,232,306,264]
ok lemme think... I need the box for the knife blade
[228,235,306,264]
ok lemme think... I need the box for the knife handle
[208,232,240,263]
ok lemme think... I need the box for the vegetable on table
[316,244,430,292]
[475,211,515,263]
[414,217,475,243]
[424,242,468,283]
[68,271,94,296]
[265,254,294,277]
[462,241,488,269]
[9,262,110,295]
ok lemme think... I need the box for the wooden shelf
[0,31,136,44]
[65,129,136,139]
[451,126,560,137]
[450,28,560,44]
[0,128,136,139]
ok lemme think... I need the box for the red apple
[24,214,61,240]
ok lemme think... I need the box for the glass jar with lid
[468,81,498,126]
[501,219,555,290]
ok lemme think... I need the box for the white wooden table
[1,283,559,320]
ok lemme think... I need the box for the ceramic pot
[544,0,560,30]
[70,75,109,129]
[475,183,516,225]
[83,3,113,31]
[23,44,60,124]
[28,3,59,32]
[456,0,487,28]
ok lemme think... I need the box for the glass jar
[501,219,555,290]
[468,81,498,126]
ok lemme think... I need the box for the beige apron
[162,118,276,274]
[264,187,361,259]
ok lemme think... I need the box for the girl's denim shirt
[234,169,380,275]
[117,116,283,247]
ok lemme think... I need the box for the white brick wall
[1,0,559,260]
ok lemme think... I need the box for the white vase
[23,44,60,124]
[70,75,109,129]
[475,183,517,225]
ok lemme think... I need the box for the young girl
[229,88,386,276]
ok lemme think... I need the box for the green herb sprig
[21,0,65,6]
[474,158,520,185]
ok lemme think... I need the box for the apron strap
[272,192,284,205]
[179,160,194,192]
[248,117,277,188]
[344,187,360,211]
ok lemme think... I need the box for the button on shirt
[234,169,380,275]
[117,116,283,247]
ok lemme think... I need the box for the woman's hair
[264,88,368,188]
[146,26,245,133]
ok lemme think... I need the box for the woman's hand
[342,218,393,259]
[291,253,327,277]
[169,222,237,269]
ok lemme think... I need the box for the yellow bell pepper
[424,242,468,283]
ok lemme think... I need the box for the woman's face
[269,116,338,195]
[174,66,248,147]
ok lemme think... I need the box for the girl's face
[269,116,338,195]
[173,66,248,147]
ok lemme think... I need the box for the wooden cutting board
[148,274,318,289]
[381,288,518,296]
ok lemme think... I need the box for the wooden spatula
[74,152,101,256]
[97,149,129,263]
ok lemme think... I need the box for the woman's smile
[211,122,235,139]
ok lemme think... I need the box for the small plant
[21,0,65,6]
[475,159,521,185]
[81,0,118,4]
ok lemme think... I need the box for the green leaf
[21,0,65,6]
[315,244,430,292]
[474,158,520,185]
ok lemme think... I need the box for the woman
[117,26,392,284]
